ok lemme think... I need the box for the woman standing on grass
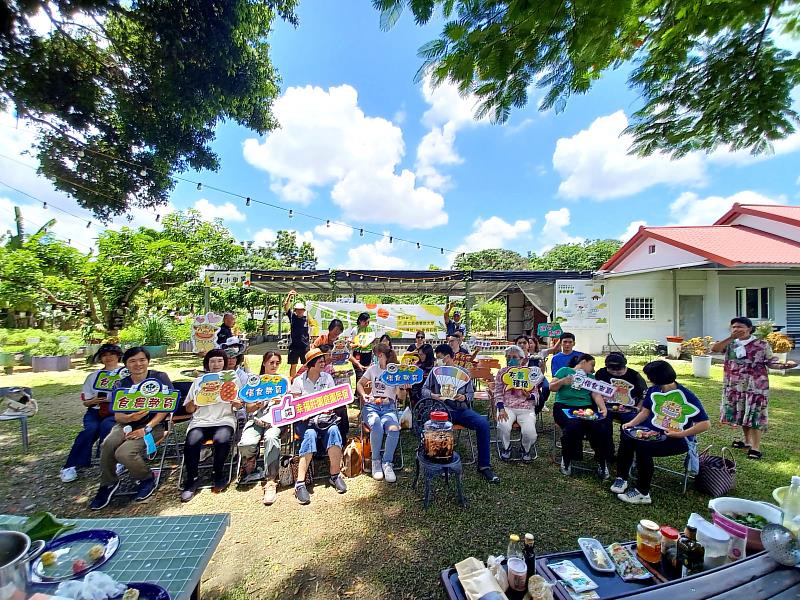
[712,316,796,460]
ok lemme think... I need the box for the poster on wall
[553,280,608,330]
[305,302,447,339]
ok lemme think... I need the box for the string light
[155,214,160,222]
[440,247,444,254]
[359,228,364,237]
[326,220,330,227]
[196,183,202,191]
[246,197,251,206]
[77,150,84,158]
[417,242,421,249]
[86,221,91,228]
[42,202,47,209]
[389,236,393,243]
[288,209,293,219]
[139,169,147,176]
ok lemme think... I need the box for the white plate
[578,537,615,572]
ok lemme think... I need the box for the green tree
[452,248,528,270]
[375,0,800,157]
[529,239,622,271]
[1,0,297,219]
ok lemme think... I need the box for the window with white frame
[735,287,773,320]
[625,297,654,320]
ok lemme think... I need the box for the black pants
[184,425,234,484]
[616,434,688,495]
[553,403,611,466]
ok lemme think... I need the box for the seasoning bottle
[507,534,523,559]
[659,526,681,580]
[636,519,661,563]
[523,533,536,578]
[678,525,705,577]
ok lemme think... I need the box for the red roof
[601,224,800,271]
[715,203,800,227]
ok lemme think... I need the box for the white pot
[691,354,712,378]
[775,352,788,363]
[667,341,682,359]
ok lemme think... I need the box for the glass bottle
[659,526,681,580]
[636,519,661,563]
[523,533,536,578]
[781,475,800,536]
[678,525,705,577]
[507,533,523,559]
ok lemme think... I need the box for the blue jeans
[295,422,343,456]
[64,409,116,469]
[363,402,400,464]
[449,407,492,469]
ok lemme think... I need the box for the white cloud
[668,190,784,226]
[537,208,584,253]
[619,220,647,241]
[504,118,535,136]
[420,75,484,129]
[252,228,277,247]
[294,230,336,267]
[242,84,448,229]
[707,132,800,167]
[393,108,406,125]
[453,216,534,255]
[344,234,408,270]
[192,198,245,222]
[313,221,353,242]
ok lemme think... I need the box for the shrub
[766,332,794,353]
[627,339,658,356]
[139,315,175,346]
[243,319,259,334]
[681,336,714,356]
[29,339,79,356]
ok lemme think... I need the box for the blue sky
[1,3,799,266]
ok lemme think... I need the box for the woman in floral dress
[711,316,794,460]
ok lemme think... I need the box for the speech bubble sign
[380,363,424,386]
[610,378,636,406]
[92,368,130,392]
[501,366,544,391]
[266,383,354,427]
[571,371,616,397]
[237,374,290,403]
[111,377,180,413]
[650,389,700,431]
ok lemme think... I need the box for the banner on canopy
[305,302,447,339]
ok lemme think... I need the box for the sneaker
[618,488,651,504]
[89,482,119,510]
[212,476,229,494]
[180,482,197,503]
[521,451,534,463]
[295,483,311,505]
[371,459,384,481]
[241,468,265,485]
[134,476,157,502]
[559,458,572,476]
[478,467,501,484]
[382,462,397,483]
[60,467,78,483]
[597,463,610,481]
[610,477,628,494]
[330,473,348,493]
[115,463,126,476]
[262,481,278,506]
[499,446,512,461]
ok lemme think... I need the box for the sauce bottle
[523,533,536,579]
[659,526,681,580]
[678,525,705,577]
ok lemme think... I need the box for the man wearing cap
[217,313,235,346]
[284,289,310,378]
[444,302,466,337]
[595,352,648,457]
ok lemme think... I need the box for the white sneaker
[382,462,397,483]
[610,478,628,494]
[60,467,77,483]
[559,457,572,476]
[618,488,652,504]
[115,463,126,476]
[371,459,384,481]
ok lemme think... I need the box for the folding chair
[486,383,539,461]
[114,416,174,498]
[646,454,693,495]
[412,396,477,465]
[551,420,596,474]
[360,401,405,474]
[177,432,239,490]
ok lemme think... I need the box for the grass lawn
[0,353,798,599]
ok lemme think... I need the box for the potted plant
[681,336,714,378]
[31,339,77,372]
[139,315,174,358]
[766,332,794,363]
[0,347,14,374]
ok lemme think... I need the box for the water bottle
[123,425,132,435]
[507,533,523,559]
[781,475,800,536]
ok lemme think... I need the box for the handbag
[309,411,340,430]
[278,454,313,488]
[341,437,363,478]
[695,445,736,497]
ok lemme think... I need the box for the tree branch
[751,0,779,70]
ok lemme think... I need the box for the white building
[555,204,800,353]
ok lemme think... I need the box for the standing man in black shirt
[217,313,235,346]
[283,289,310,378]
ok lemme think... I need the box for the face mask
[507,357,520,366]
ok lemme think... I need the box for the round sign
[247,374,260,386]
[138,379,162,396]
[386,363,398,374]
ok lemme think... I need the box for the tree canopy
[452,248,529,270]
[0,0,297,219]
[375,0,800,157]
[529,239,622,272]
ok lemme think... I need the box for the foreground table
[0,513,229,600]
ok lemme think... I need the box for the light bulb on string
[246,197,251,206]
[155,214,160,222]
[389,235,393,244]
[86,221,91,229]
[139,169,147,176]
[77,149,84,158]
[196,183,202,191]
[359,228,363,237]
[42,202,47,209]
[440,248,444,254]
[416,242,421,249]
[326,220,330,227]
[288,209,293,219]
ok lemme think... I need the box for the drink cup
[507,557,527,591]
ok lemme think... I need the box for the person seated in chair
[357,343,404,483]
[290,348,347,505]
[595,352,648,458]
[494,344,541,463]
[421,344,500,484]
[550,353,610,480]
[61,343,123,483]
[90,347,172,510]
[612,360,709,505]
[516,335,560,414]
[180,349,243,502]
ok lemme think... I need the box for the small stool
[0,414,28,452]
[412,449,467,510]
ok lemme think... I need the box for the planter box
[178,341,194,352]
[142,345,168,358]
[0,352,14,375]
[31,355,71,372]
[691,354,712,378]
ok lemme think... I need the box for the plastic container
[507,557,527,592]
[689,513,731,569]
[708,496,782,551]
[659,526,680,580]
[422,411,454,463]
[636,519,661,563]
[507,534,523,559]
[781,475,800,536]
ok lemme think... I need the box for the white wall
[713,270,800,337]
[725,215,800,243]
[613,238,708,273]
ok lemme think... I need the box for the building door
[679,295,704,339]
[786,285,800,344]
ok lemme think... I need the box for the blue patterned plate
[623,426,666,443]
[112,582,171,600]
[31,529,120,583]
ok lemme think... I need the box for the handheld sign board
[571,370,615,398]
[191,312,222,354]
[536,323,563,338]
[380,363,424,386]
[501,367,544,392]
[431,365,471,400]
[237,374,290,404]
[194,371,240,406]
[111,378,180,413]
[400,352,418,366]
[650,389,700,431]
[265,383,353,427]
[610,378,636,406]
[93,368,130,392]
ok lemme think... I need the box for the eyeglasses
[416,336,425,339]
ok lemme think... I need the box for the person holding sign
[421,344,500,484]
[60,344,123,483]
[90,347,173,510]
[613,360,709,504]
[284,289,310,378]
[347,312,375,384]
[290,348,348,505]
[180,349,243,501]
[516,335,560,413]
[357,344,405,483]
[494,345,541,462]
[240,351,285,505]
[550,354,611,480]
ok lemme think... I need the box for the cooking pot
[0,531,45,600]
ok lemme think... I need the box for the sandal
[732,440,751,449]
[747,449,763,460]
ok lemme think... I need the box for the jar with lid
[423,411,454,462]
[659,526,681,580]
[636,519,661,563]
